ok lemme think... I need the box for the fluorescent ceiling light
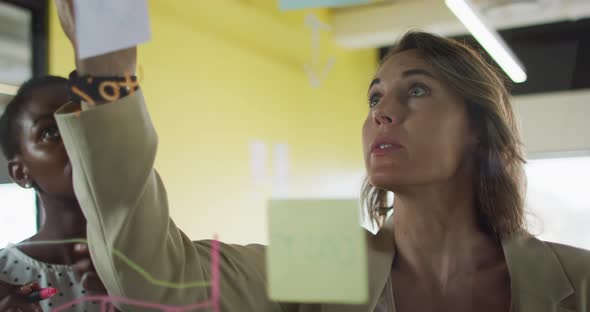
[0,83,18,96]
[445,0,527,83]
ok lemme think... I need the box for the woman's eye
[41,126,61,141]
[409,85,430,97]
[368,94,381,108]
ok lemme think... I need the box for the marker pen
[26,287,58,303]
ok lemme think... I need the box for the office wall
[513,90,590,156]
[49,0,377,244]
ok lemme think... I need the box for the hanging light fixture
[446,0,528,83]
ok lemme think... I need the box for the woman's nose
[373,108,400,126]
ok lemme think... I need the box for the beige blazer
[55,91,590,312]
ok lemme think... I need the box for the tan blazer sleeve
[54,92,293,312]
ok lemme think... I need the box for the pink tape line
[211,235,221,312]
[51,237,221,312]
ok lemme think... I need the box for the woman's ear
[7,157,32,188]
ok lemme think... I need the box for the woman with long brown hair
[51,1,590,311]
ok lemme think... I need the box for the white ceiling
[333,0,590,48]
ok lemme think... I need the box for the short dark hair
[0,76,68,159]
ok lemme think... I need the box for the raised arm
[52,1,287,311]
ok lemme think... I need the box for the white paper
[272,143,290,196]
[249,140,268,186]
[74,0,151,59]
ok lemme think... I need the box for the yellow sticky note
[267,199,368,304]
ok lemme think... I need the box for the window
[525,155,590,250]
[0,183,36,246]
[0,0,48,246]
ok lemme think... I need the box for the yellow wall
[49,0,377,244]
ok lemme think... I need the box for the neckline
[3,244,74,271]
[387,237,514,312]
[387,273,514,312]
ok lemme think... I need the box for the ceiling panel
[333,0,590,48]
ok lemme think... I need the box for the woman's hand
[53,0,137,76]
[73,243,106,293]
[0,281,42,312]
[73,244,122,312]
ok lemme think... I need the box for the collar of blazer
[324,216,575,312]
[502,233,575,312]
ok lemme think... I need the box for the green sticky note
[267,199,368,304]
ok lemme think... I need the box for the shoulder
[0,246,53,273]
[504,234,590,290]
[544,241,590,278]
[0,248,7,271]
[0,247,29,282]
[541,240,590,307]
[0,247,16,266]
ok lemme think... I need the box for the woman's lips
[371,136,403,156]
[371,142,403,156]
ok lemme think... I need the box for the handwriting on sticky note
[271,231,355,268]
[267,199,368,304]
[74,0,151,59]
